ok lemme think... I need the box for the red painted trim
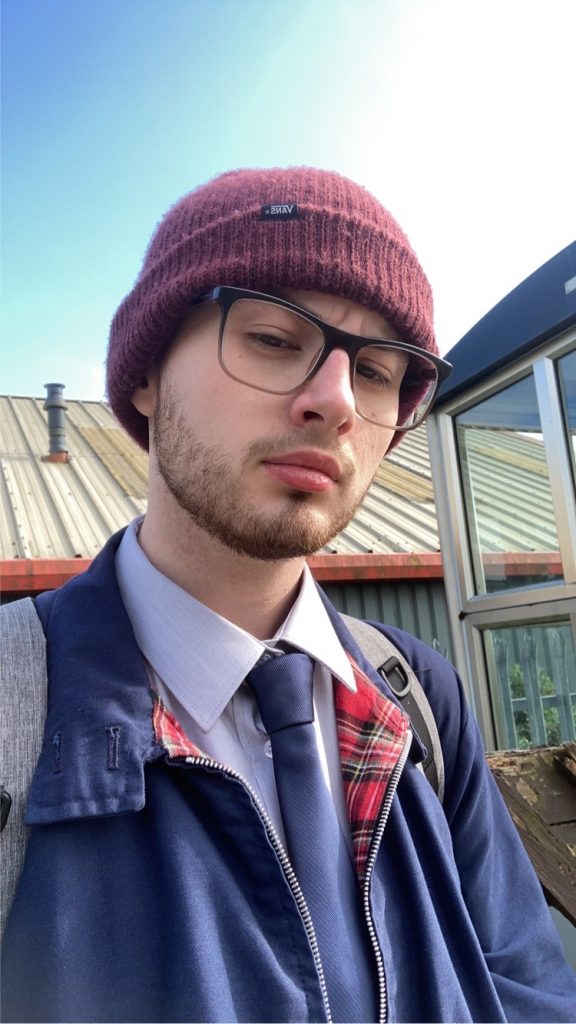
[307,553,444,581]
[480,552,563,574]
[1,558,92,593]
[0,550,565,594]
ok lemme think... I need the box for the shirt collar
[115,518,355,733]
[275,568,355,692]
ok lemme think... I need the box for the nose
[288,349,356,435]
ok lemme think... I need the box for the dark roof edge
[436,242,576,405]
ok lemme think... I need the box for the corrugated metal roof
[1,395,559,562]
[328,426,439,554]
[1,396,147,559]
[457,427,558,553]
[0,395,440,559]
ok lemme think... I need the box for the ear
[131,370,159,418]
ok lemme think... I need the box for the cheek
[356,428,393,477]
[165,357,269,443]
[165,351,222,412]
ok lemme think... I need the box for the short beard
[152,380,371,561]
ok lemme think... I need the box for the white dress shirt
[115,518,357,846]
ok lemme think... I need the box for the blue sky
[2,0,575,400]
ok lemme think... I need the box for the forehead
[278,289,401,341]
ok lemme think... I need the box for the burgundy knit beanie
[107,166,437,449]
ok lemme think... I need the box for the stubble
[152,380,374,561]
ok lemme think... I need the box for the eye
[247,332,302,352]
[355,358,394,388]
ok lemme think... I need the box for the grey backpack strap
[1,597,48,936]
[342,615,445,803]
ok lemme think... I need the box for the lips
[266,450,342,480]
[262,450,343,493]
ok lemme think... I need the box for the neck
[138,504,305,639]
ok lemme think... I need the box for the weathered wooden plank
[487,745,576,925]
[487,748,576,826]
[554,742,576,786]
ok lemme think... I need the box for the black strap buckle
[378,656,411,699]
[1,786,12,831]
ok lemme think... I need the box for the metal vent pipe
[43,383,69,455]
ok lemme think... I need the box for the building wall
[320,578,453,662]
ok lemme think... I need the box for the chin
[213,502,355,562]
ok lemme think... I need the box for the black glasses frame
[193,285,453,430]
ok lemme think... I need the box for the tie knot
[247,652,315,734]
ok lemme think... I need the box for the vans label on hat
[260,203,300,220]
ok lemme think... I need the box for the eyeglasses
[193,286,453,431]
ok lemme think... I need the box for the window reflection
[557,349,576,484]
[455,373,563,594]
[483,622,576,749]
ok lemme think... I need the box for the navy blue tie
[248,652,377,1023]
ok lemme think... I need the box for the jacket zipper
[362,729,413,1024]
[180,754,333,1023]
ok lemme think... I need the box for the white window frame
[427,327,576,748]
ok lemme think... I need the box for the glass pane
[557,349,576,485]
[483,622,576,749]
[455,374,563,594]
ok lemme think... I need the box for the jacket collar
[26,531,423,826]
[27,529,161,825]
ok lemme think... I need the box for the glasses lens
[219,296,438,430]
[354,346,438,429]
[221,298,325,393]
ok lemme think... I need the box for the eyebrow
[276,289,401,343]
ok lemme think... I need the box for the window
[483,621,576,748]
[455,373,562,594]
[429,327,576,753]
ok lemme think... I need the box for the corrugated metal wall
[321,578,453,662]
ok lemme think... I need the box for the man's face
[135,290,402,560]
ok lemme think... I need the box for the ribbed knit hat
[107,166,437,449]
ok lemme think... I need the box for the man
[2,167,575,1023]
